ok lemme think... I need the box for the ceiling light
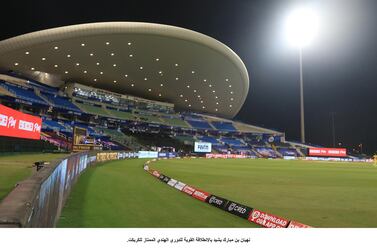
[216,102,219,105]
[192,71,195,74]
[230,91,234,94]
[139,66,143,70]
[160,84,164,87]
[100,72,103,75]
[229,105,233,107]
[14,62,19,66]
[188,104,192,107]
[202,106,205,109]
[113,80,117,83]
[81,43,85,47]
[131,83,134,87]
[83,70,87,73]
[215,108,218,111]
[215,96,218,99]
[127,42,132,45]
[186,85,190,88]
[54,46,58,50]
[185,99,188,102]
[200,101,204,103]
[230,98,234,101]
[65,71,69,74]
[148,88,152,92]
[226,78,229,82]
[175,63,179,67]
[110,53,115,56]
[197,95,201,98]
[54,64,58,68]
[96,62,100,65]
[90,53,94,56]
[25,51,30,55]
[106,42,110,45]
[113,64,117,67]
[158,71,162,74]
[156,58,159,61]
[209,84,212,87]
[42,58,46,61]
[144,78,148,81]
[212,90,216,93]
[203,79,207,82]
[30,67,35,70]
[76,63,80,66]
[179,94,183,97]
[175,77,179,80]
[193,90,197,93]
[229,85,232,88]
[124,74,128,77]
[129,54,133,57]
[67,54,71,58]
[94,79,97,81]
[158,93,162,97]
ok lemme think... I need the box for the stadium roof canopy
[0,22,249,118]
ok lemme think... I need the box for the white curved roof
[0,22,249,118]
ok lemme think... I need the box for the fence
[0,151,125,227]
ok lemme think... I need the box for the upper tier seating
[221,137,245,146]
[0,82,48,105]
[211,121,237,131]
[198,136,221,145]
[187,120,213,130]
[41,92,81,112]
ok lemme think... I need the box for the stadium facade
[0,22,307,158]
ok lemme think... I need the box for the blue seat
[211,121,237,131]
[1,82,48,105]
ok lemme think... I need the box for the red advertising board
[0,104,42,140]
[191,189,210,202]
[287,221,312,228]
[206,154,247,159]
[248,209,289,228]
[151,170,161,178]
[182,185,196,196]
[309,148,347,157]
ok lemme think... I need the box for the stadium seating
[0,81,48,105]
[211,121,237,131]
[41,92,81,112]
[198,136,221,145]
[221,137,245,146]
[186,120,213,130]
[254,147,279,158]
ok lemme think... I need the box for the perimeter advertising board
[248,209,289,228]
[309,148,347,157]
[0,104,42,140]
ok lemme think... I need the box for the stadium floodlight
[285,7,319,48]
[285,6,319,143]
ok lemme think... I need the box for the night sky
[0,0,376,154]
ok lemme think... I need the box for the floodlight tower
[286,7,319,143]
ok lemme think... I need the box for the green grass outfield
[0,153,68,201]
[58,158,377,227]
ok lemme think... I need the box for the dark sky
[0,0,376,154]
